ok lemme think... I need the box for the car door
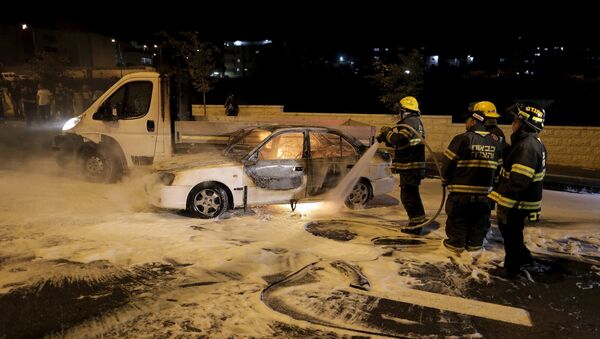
[307,131,359,196]
[244,131,308,204]
[101,80,157,166]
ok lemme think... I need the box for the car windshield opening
[224,128,272,159]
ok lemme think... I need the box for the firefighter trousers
[444,193,491,251]
[399,173,426,224]
[497,206,533,274]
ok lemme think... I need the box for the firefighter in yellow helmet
[469,101,507,204]
[440,105,502,254]
[488,102,547,276]
[376,96,427,234]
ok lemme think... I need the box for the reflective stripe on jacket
[441,124,502,194]
[488,129,546,211]
[385,114,426,176]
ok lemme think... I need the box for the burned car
[148,126,395,218]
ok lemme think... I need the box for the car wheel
[345,179,371,209]
[81,149,120,183]
[187,184,229,219]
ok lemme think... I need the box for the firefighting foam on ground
[1,120,600,337]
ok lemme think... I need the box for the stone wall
[191,105,600,169]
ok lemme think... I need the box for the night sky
[9,3,598,49]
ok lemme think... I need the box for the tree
[162,32,219,117]
[369,49,425,112]
[26,51,69,84]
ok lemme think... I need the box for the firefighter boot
[400,220,426,236]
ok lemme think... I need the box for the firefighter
[488,103,547,276]
[469,101,506,211]
[440,106,502,254]
[376,96,427,235]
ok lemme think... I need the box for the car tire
[186,183,229,219]
[81,149,121,183]
[344,179,372,209]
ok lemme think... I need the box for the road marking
[348,287,533,327]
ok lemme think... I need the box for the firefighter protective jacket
[488,129,546,212]
[441,123,502,194]
[384,113,426,176]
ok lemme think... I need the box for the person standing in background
[36,83,52,121]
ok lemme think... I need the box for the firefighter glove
[377,126,392,143]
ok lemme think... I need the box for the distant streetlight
[111,38,125,69]
[21,23,36,56]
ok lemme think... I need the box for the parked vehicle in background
[147,125,394,218]
[1,72,19,82]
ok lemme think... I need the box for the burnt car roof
[244,125,363,142]
[224,124,367,158]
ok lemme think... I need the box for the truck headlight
[62,116,82,131]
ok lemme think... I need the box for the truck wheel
[344,179,371,209]
[81,149,121,183]
[186,184,229,219]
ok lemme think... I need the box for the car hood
[153,153,241,171]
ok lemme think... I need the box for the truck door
[101,80,158,166]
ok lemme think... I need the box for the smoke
[0,120,60,170]
[0,121,155,227]
[314,143,380,216]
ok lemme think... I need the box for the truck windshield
[224,128,272,159]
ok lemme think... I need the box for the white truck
[53,72,377,182]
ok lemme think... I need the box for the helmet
[469,101,500,118]
[507,103,545,131]
[399,96,420,113]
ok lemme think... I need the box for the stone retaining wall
[191,105,600,169]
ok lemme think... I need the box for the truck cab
[53,72,178,181]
